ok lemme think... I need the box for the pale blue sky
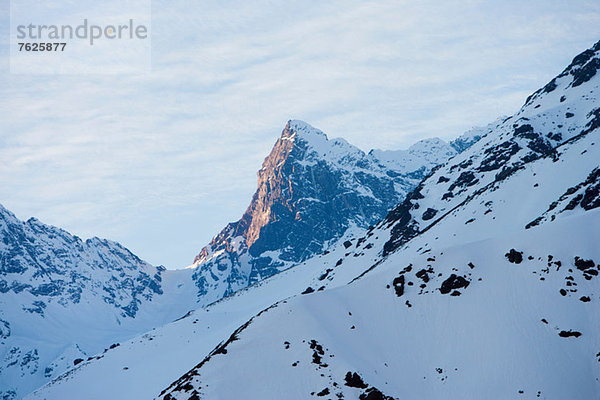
[1,0,599,268]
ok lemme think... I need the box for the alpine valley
[3,39,600,400]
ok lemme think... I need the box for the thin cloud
[0,0,598,268]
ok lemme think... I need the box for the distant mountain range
[3,39,600,400]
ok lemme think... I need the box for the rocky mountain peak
[190,119,473,301]
[283,119,327,140]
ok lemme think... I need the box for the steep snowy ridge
[189,119,467,304]
[381,39,600,256]
[27,39,600,400]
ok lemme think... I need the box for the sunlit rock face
[191,119,475,302]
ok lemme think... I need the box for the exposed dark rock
[318,269,333,281]
[441,192,454,200]
[548,132,562,141]
[359,387,395,400]
[439,274,470,294]
[477,141,521,172]
[310,340,325,366]
[450,133,483,153]
[514,124,536,139]
[422,208,438,221]
[505,249,523,264]
[585,269,598,278]
[448,171,479,192]
[571,57,600,87]
[558,330,582,338]
[575,257,595,271]
[345,372,368,389]
[180,383,194,392]
[392,275,405,297]
[542,79,558,94]
[382,196,420,256]
[583,108,600,137]
[495,164,521,182]
[0,319,10,341]
[415,268,431,283]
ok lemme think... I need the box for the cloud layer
[1,0,599,268]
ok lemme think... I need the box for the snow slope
[160,210,600,400]
[27,39,600,400]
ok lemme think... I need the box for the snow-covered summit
[278,120,369,169]
[370,137,458,173]
[285,119,327,138]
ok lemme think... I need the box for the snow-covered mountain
[0,205,200,400]
[1,122,473,398]
[190,120,476,304]
[154,38,600,399]
[27,39,600,400]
